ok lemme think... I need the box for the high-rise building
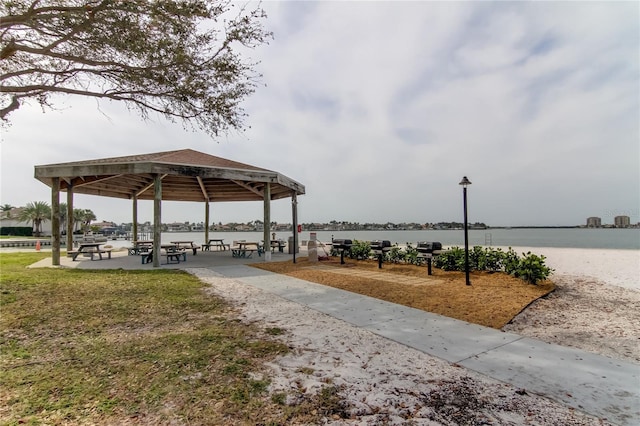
[586,217,602,228]
[614,216,631,228]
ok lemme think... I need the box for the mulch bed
[252,257,555,329]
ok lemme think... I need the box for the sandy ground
[502,247,640,363]
[188,247,640,425]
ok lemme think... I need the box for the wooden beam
[231,180,263,197]
[138,174,167,197]
[197,176,209,201]
[72,174,124,188]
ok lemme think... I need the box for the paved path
[210,264,640,426]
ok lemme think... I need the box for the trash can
[288,236,299,254]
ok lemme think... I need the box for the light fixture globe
[459,176,472,187]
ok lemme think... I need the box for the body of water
[106,228,639,250]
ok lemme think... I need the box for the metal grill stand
[417,242,442,275]
[331,239,353,265]
[370,240,392,269]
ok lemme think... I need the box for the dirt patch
[252,257,554,329]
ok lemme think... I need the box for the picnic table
[128,240,153,255]
[269,239,287,253]
[68,242,112,261]
[170,241,199,255]
[141,244,187,264]
[231,241,263,258]
[201,239,230,251]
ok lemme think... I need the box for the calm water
[109,228,639,250]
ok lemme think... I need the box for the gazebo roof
[34,149,305,202]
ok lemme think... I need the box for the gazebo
[34,149,305,267]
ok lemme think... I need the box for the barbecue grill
[416,241,442,275]
[332,239,353,264]
[370,240,392,268]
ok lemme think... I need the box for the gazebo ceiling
[34,149,305,202]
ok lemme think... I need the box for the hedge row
[330,241,554,285]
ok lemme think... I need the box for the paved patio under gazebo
[28,245,309,270]
[34,149,305,267]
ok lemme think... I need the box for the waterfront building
[586,217,602,228]
[614,216,631,228]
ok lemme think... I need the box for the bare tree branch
[0,0,272,136]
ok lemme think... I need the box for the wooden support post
[66,184,73,253]
[204,201,210,244]
[153,174,162,268]
[51,177,60,266]
[292,192,298,263]
[132,194,138,242]
[263,183,271,261]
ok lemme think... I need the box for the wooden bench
[231,246,265,258]
[178,244,200,256]
[128,246,151,255]
[231,248,256,258]
[92,249,112,260]
[68,248,112,261]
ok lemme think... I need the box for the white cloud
[1,1,638,226]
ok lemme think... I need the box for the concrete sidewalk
[209,264,640,426]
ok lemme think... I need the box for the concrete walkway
[209,264,639,426]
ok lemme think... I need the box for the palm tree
[18,201,51,237]
[72,208,97,233]
[1,203,15,219]
[81,209,97,231]
[59,203,68,234]
[72,208,85,233]
[73,209,96,232]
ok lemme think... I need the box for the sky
[1,1,638,227]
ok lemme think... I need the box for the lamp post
[459,176,472,285]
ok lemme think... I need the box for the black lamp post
[459,176,472,285]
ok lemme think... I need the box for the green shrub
[433,246,465,271]
[502,248,521,275]
[0,226,32,236]
[483,247,504,272]
[404,243,423,266]
[469,246,486,270]
[512,252,554,285]
[432,246,553,285]
[349,240,371,260]
[387,245,405,263]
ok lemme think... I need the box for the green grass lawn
[0,253,330,425]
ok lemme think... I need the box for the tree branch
[0,95,20,120]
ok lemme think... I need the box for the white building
[0,207,53,236]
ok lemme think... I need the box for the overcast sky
[1,1,638,227]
